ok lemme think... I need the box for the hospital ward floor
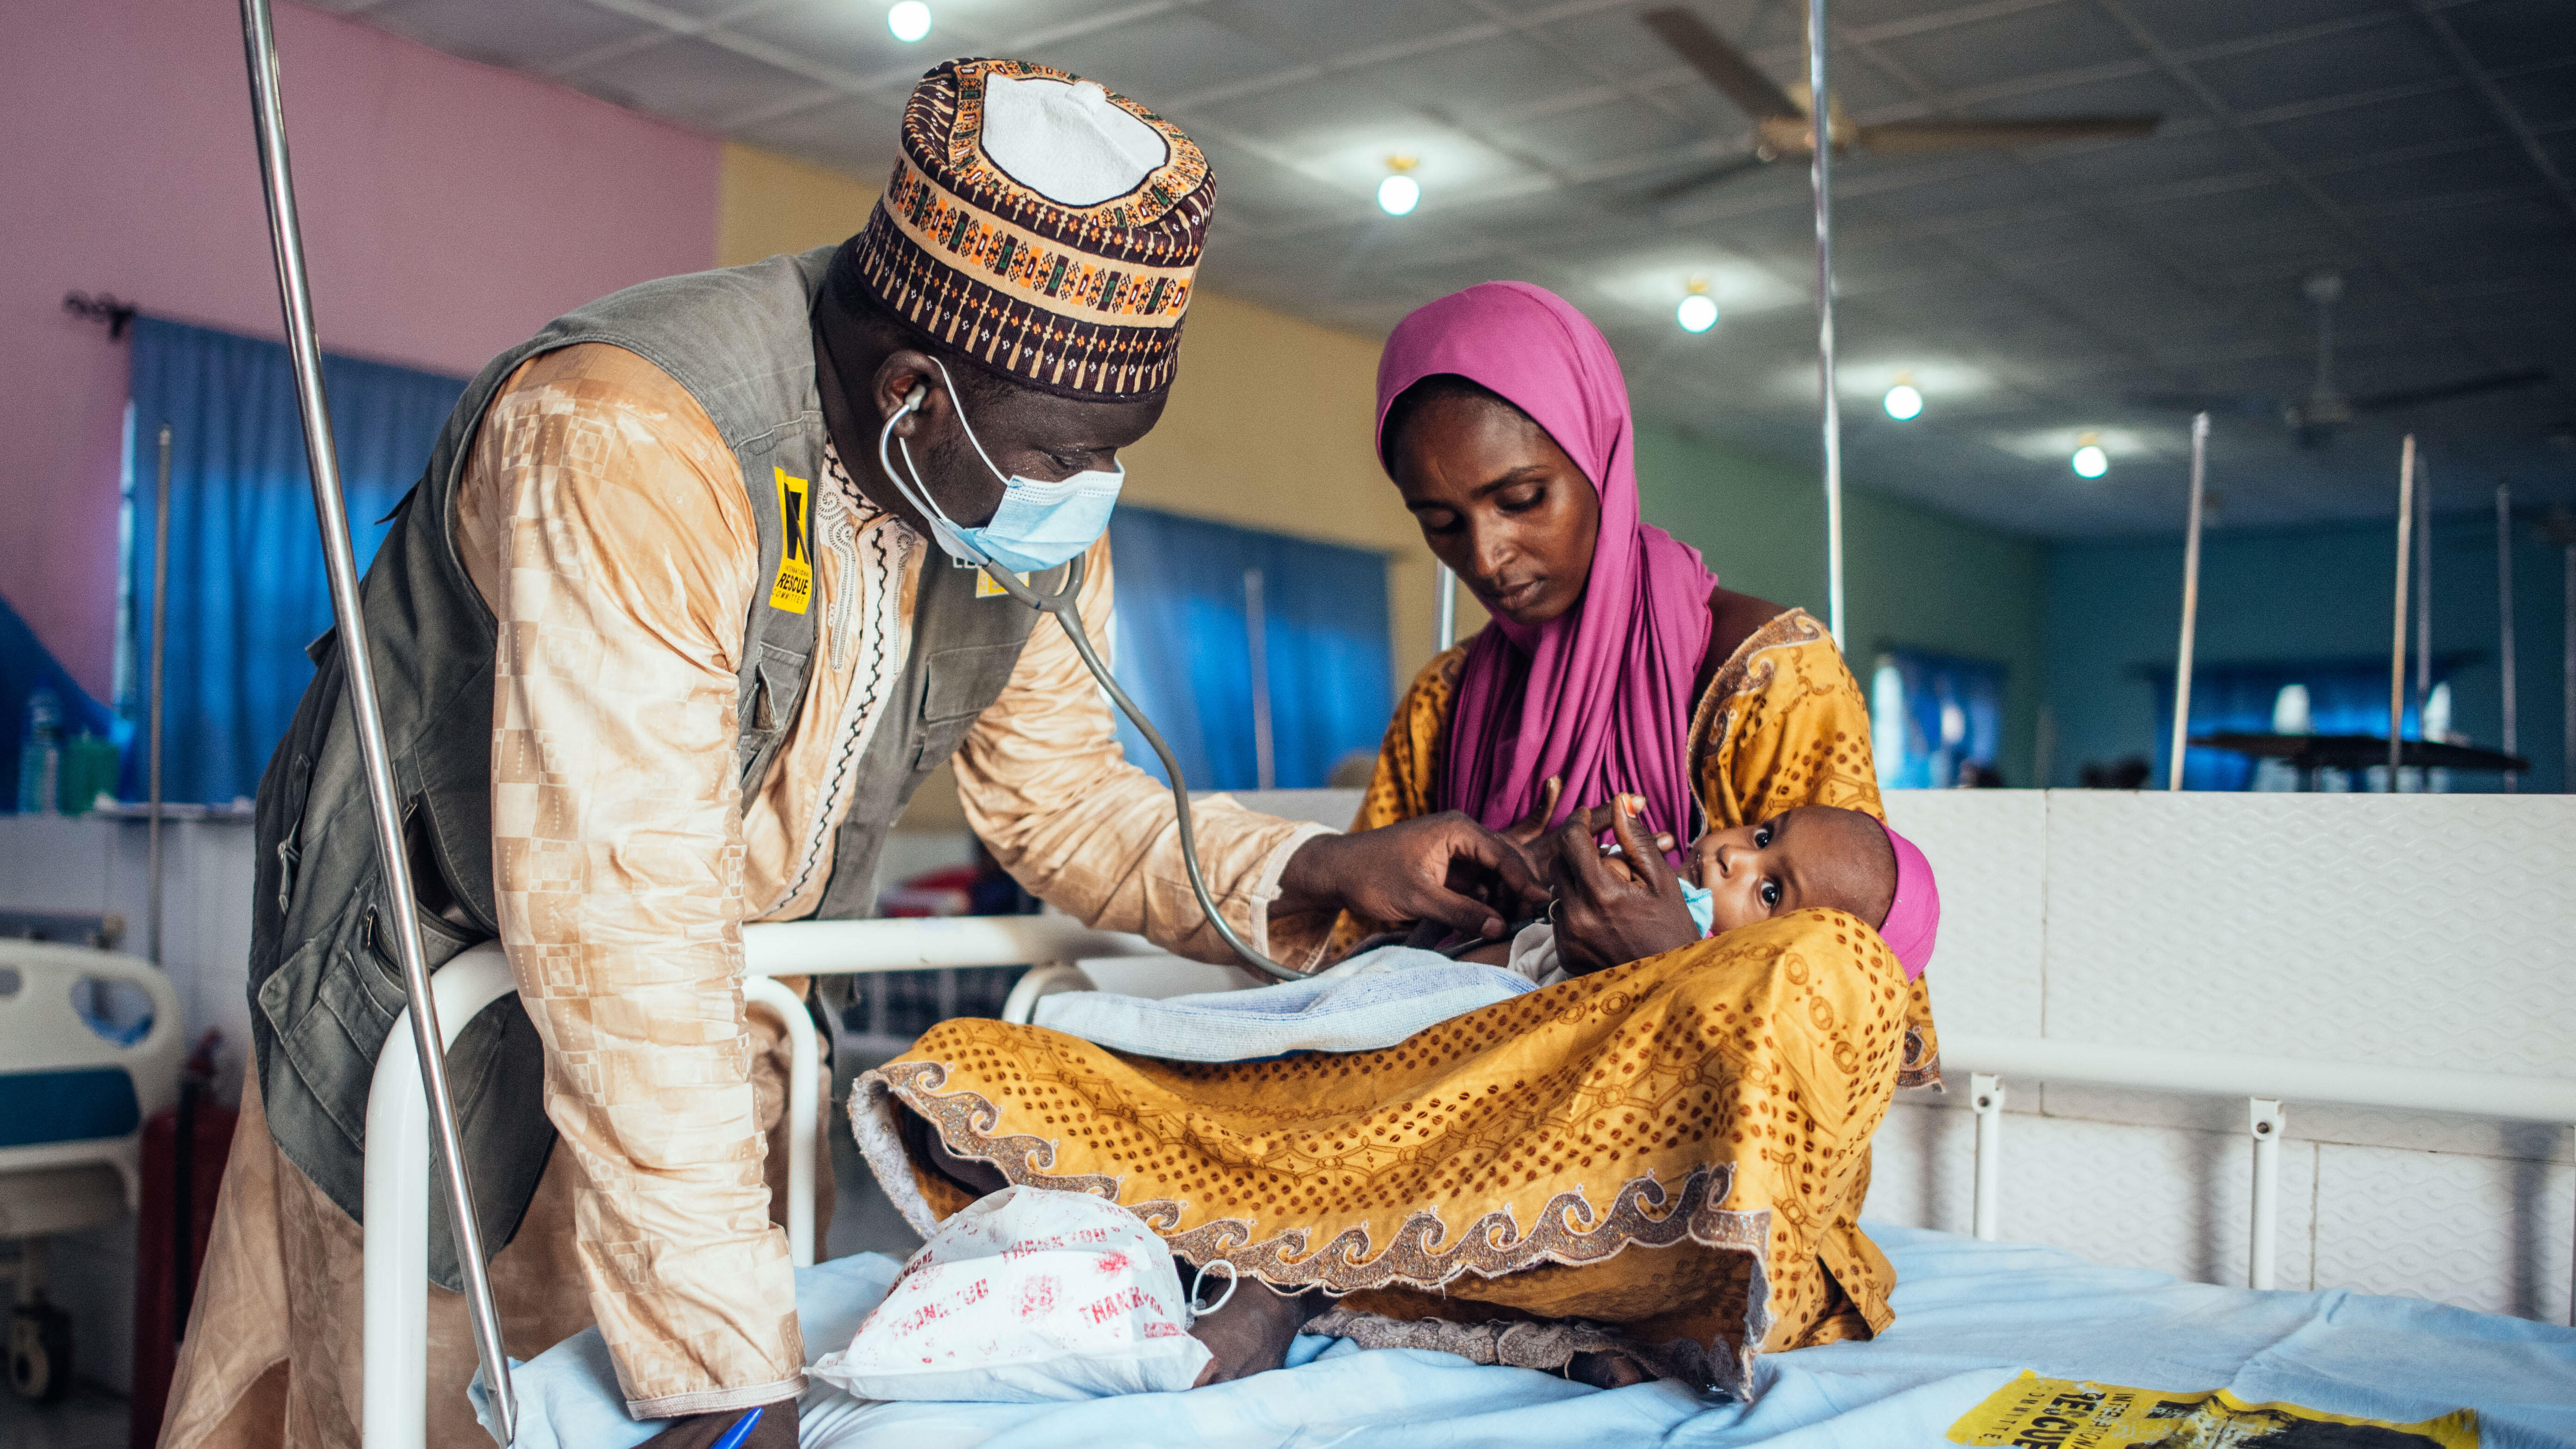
[0,1379,126,1449]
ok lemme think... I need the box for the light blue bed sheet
[480,1223,2576,1449]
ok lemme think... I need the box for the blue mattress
[481,1222,2576,1449]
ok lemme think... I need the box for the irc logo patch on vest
[770,468,814,614]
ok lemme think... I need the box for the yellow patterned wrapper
[1948,1370,2478,1449]
[1333,607,1940,1091]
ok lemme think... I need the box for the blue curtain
[124,318,466,804]
[1875,648,2005,789]
[2147,657,2445,790]
[1103,508,1392,791]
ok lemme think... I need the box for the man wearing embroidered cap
[161,59,1540,1449]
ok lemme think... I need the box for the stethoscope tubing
[877,385,1303,983]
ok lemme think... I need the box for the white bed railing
[362,920,2576,1446]
[359,918,1170,1449]
[1938,1033,2576,1301]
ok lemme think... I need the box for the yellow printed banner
[770,468,813,615]
[1949,1371,2477,1449]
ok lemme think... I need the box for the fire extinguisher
[127,1031,232,1448]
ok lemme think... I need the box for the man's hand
[1547,795,1701,976]
[1278,812,1548,941]
[636,1399,797,1449]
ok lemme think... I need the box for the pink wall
[1,0,721,698]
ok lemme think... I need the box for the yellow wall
[715,144,881,269]
[714,143,1482,826]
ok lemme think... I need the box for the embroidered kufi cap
[842,58,1215,400]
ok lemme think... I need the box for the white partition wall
[1873,790,2576,1321]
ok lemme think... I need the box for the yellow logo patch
[769,468,813,615]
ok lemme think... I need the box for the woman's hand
[1279,812,1549,940]
[1499,777,1564,850]
[1547,795,1700,976]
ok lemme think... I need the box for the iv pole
[1808,0,1845,650]
[2388,435,2415,788]
[2497,484,2516,792]
[236,0,517,1438]
[2166,413,2209,791]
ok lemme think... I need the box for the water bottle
[17,687,62,815]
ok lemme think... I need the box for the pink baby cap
[1877,822,1939,983]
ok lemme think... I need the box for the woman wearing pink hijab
[1345,281,1939,998]
[1318,280,1946,1370]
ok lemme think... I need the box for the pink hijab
[1376,282,1717,848]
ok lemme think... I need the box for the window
[120,318,465,804]
[1871,649,2006,789]
[2151,658,2454,791]
[1102,508,1393,791]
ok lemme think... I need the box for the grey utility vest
[247,246,1058,1288]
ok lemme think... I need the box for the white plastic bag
[810,1185,1224,1402]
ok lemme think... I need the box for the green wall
[1633,424,2048,785]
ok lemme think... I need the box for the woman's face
[1389,393,1601,628]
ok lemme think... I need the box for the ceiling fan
[2131,271,2553,449]
[1639,7,2162,202]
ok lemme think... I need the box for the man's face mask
[876,358,1124,575]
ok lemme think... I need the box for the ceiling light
[1676,278,1718,334]
[887,1,931,42]
[1883,381,1922,421]
[1377,155,1419,216]
[2072,431,2108,479]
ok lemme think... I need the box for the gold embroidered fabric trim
[882,159,1198,325]
[868,1058,1778,1298]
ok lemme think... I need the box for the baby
[1468,797,1939,986]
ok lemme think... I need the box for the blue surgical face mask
[1678,876,1716,938]
[876,358,1124,575]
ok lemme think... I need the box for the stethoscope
[876,381,1303,983]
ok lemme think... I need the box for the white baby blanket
[1029,944,1537,1062]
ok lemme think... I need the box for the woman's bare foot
[1186,1276,1323,1387]
[1566,1350,1655,1389]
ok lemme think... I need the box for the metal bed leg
[1971,1073,2004,1242]
[743,977,817,1268]
[2247,1098,2284,1291]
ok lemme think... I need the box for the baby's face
[1689,806,1896,934]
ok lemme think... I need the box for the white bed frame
[359,919,1160,1449]
[359,911,2576,1448]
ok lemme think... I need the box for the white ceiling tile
[1030,15,1297,101]
[369,0,650,69]
[2188,23,2459,119]
[1885,3,2140,96]
[571,34,820,127]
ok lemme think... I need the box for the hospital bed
[1,939,182,1402]
[360,792,2576,1447]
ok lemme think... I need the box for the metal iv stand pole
[2167,413,2209,791]
[1808,0,1846,651]
[235,1,518,1438]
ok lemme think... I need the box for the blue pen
[708,1406,763,1449]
